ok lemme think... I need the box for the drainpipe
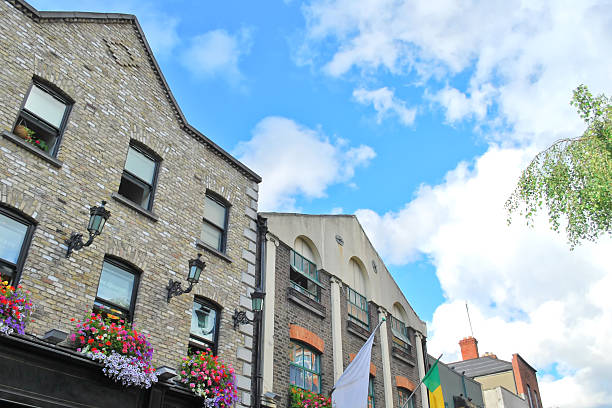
[254,216,268,408]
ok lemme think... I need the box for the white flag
[332,320,383,408]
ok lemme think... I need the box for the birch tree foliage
[506,85,612,248]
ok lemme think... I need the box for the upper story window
[14,81,72,157]
[290,249,321,302]
[368,377,375,408]
[189,298,220,355]
[398,389,414,408]
[390,315,412,353]
[118,144,160,211]
[347,286,369,330]
[289,341,321,393]
[527,385,534,408]
[0,207,35,285]
[93,258,139,322]
[200,193,229,252]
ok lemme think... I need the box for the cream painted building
[256,213,429,408]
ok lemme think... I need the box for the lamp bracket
[166,279,194,303]
[232,309,254,329]
[65,231,96,258]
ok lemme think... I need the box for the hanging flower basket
[289,386,332,408]
[69,313,157,388]
[177,349,238,407]
[0,280,33,336]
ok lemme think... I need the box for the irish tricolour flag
[422,358,445,408]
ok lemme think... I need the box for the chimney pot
[459,336,479,360]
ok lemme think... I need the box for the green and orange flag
[422,359,444,408]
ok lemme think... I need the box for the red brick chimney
[459,337,479,360]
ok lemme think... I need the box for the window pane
[304,371,313,391]
[303,348,312,370]
[290,366,304,388]
[201,222,222,250]
[312,374,320,393]
[204,196,226,228]
[191,302,216,342]
[124,147,156,184]
[24,85,66,128]
[96,261,135,309]
[0,213,28,264]
[118,174,151,208]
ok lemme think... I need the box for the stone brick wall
[271,240,334,404]
[388,324,422,408]
[0,1,259,406]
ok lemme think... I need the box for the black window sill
[195,239,233,263]
[287,286,326,318]
[2,130,63,168]
[347,320,375,344]
[111,192,159,222]
[392,345,415,366]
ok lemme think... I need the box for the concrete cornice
[6,0,262,183]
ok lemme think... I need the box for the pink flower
[189,383,195,388]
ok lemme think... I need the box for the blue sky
[30,1,612,406]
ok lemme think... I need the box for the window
[368,377,375,408]
[398,389,415,408]
[347,287,369,330]
[527,385,534,408]
[117,144,160,210]
[390,315,412,352]
[0,207,35,285]
[93,258,139,322]
[290,249,322,302]
[200,193,229,252]
[289,342,321,393]
[189,298,220,355]
[14,81,72,156]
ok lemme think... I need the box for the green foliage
[289,385,332,408]
[506,85,612,248]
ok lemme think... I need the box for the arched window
[391,303,412,352]
[398,388,415,408]
[117,141,161,211]
[290,237,322,302]
[13,78,73,157]
[347,257,369,329]
[368,377,376,408]
[93,257,140,322]
[0,206,36,285]
[189,297,221,355]
[289,341,321,393]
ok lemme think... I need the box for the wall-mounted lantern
[233,289,265,329]
[65,201,111,258]
[167,254,205,302]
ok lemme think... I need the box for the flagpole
[399,353,443,408]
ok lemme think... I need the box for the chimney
[459,337,479,360]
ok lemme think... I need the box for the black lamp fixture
[167,254,205,303]
[65,201,111,258]
[233,289,265,329]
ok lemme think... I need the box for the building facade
[0,1,261,406]
[449,337,542,408]
[427,355,484,408]
[257,213,429,408]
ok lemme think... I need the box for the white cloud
[235,116,375,211]
[302,0,612,147]
[181,28,253,84]
[330,207,344,214]
[353,87,416,125]
[356,146,612,407]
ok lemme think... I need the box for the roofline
[7,0,262,183]
[261,212,428,333]
[513,353,537,373]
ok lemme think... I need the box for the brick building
[449,337,542,408]
[0,1,261,406]
[257,213,429,408]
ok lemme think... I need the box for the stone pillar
[415,332,429,408]
[378,307,394,408]
[261,233,279,396]
[330,276,344,382]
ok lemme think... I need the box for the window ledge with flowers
[0,280,34,336]
[2,130,63,168]
[290,386,332,408]
[69,313,158,389]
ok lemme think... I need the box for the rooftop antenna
[465,302,475,337]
